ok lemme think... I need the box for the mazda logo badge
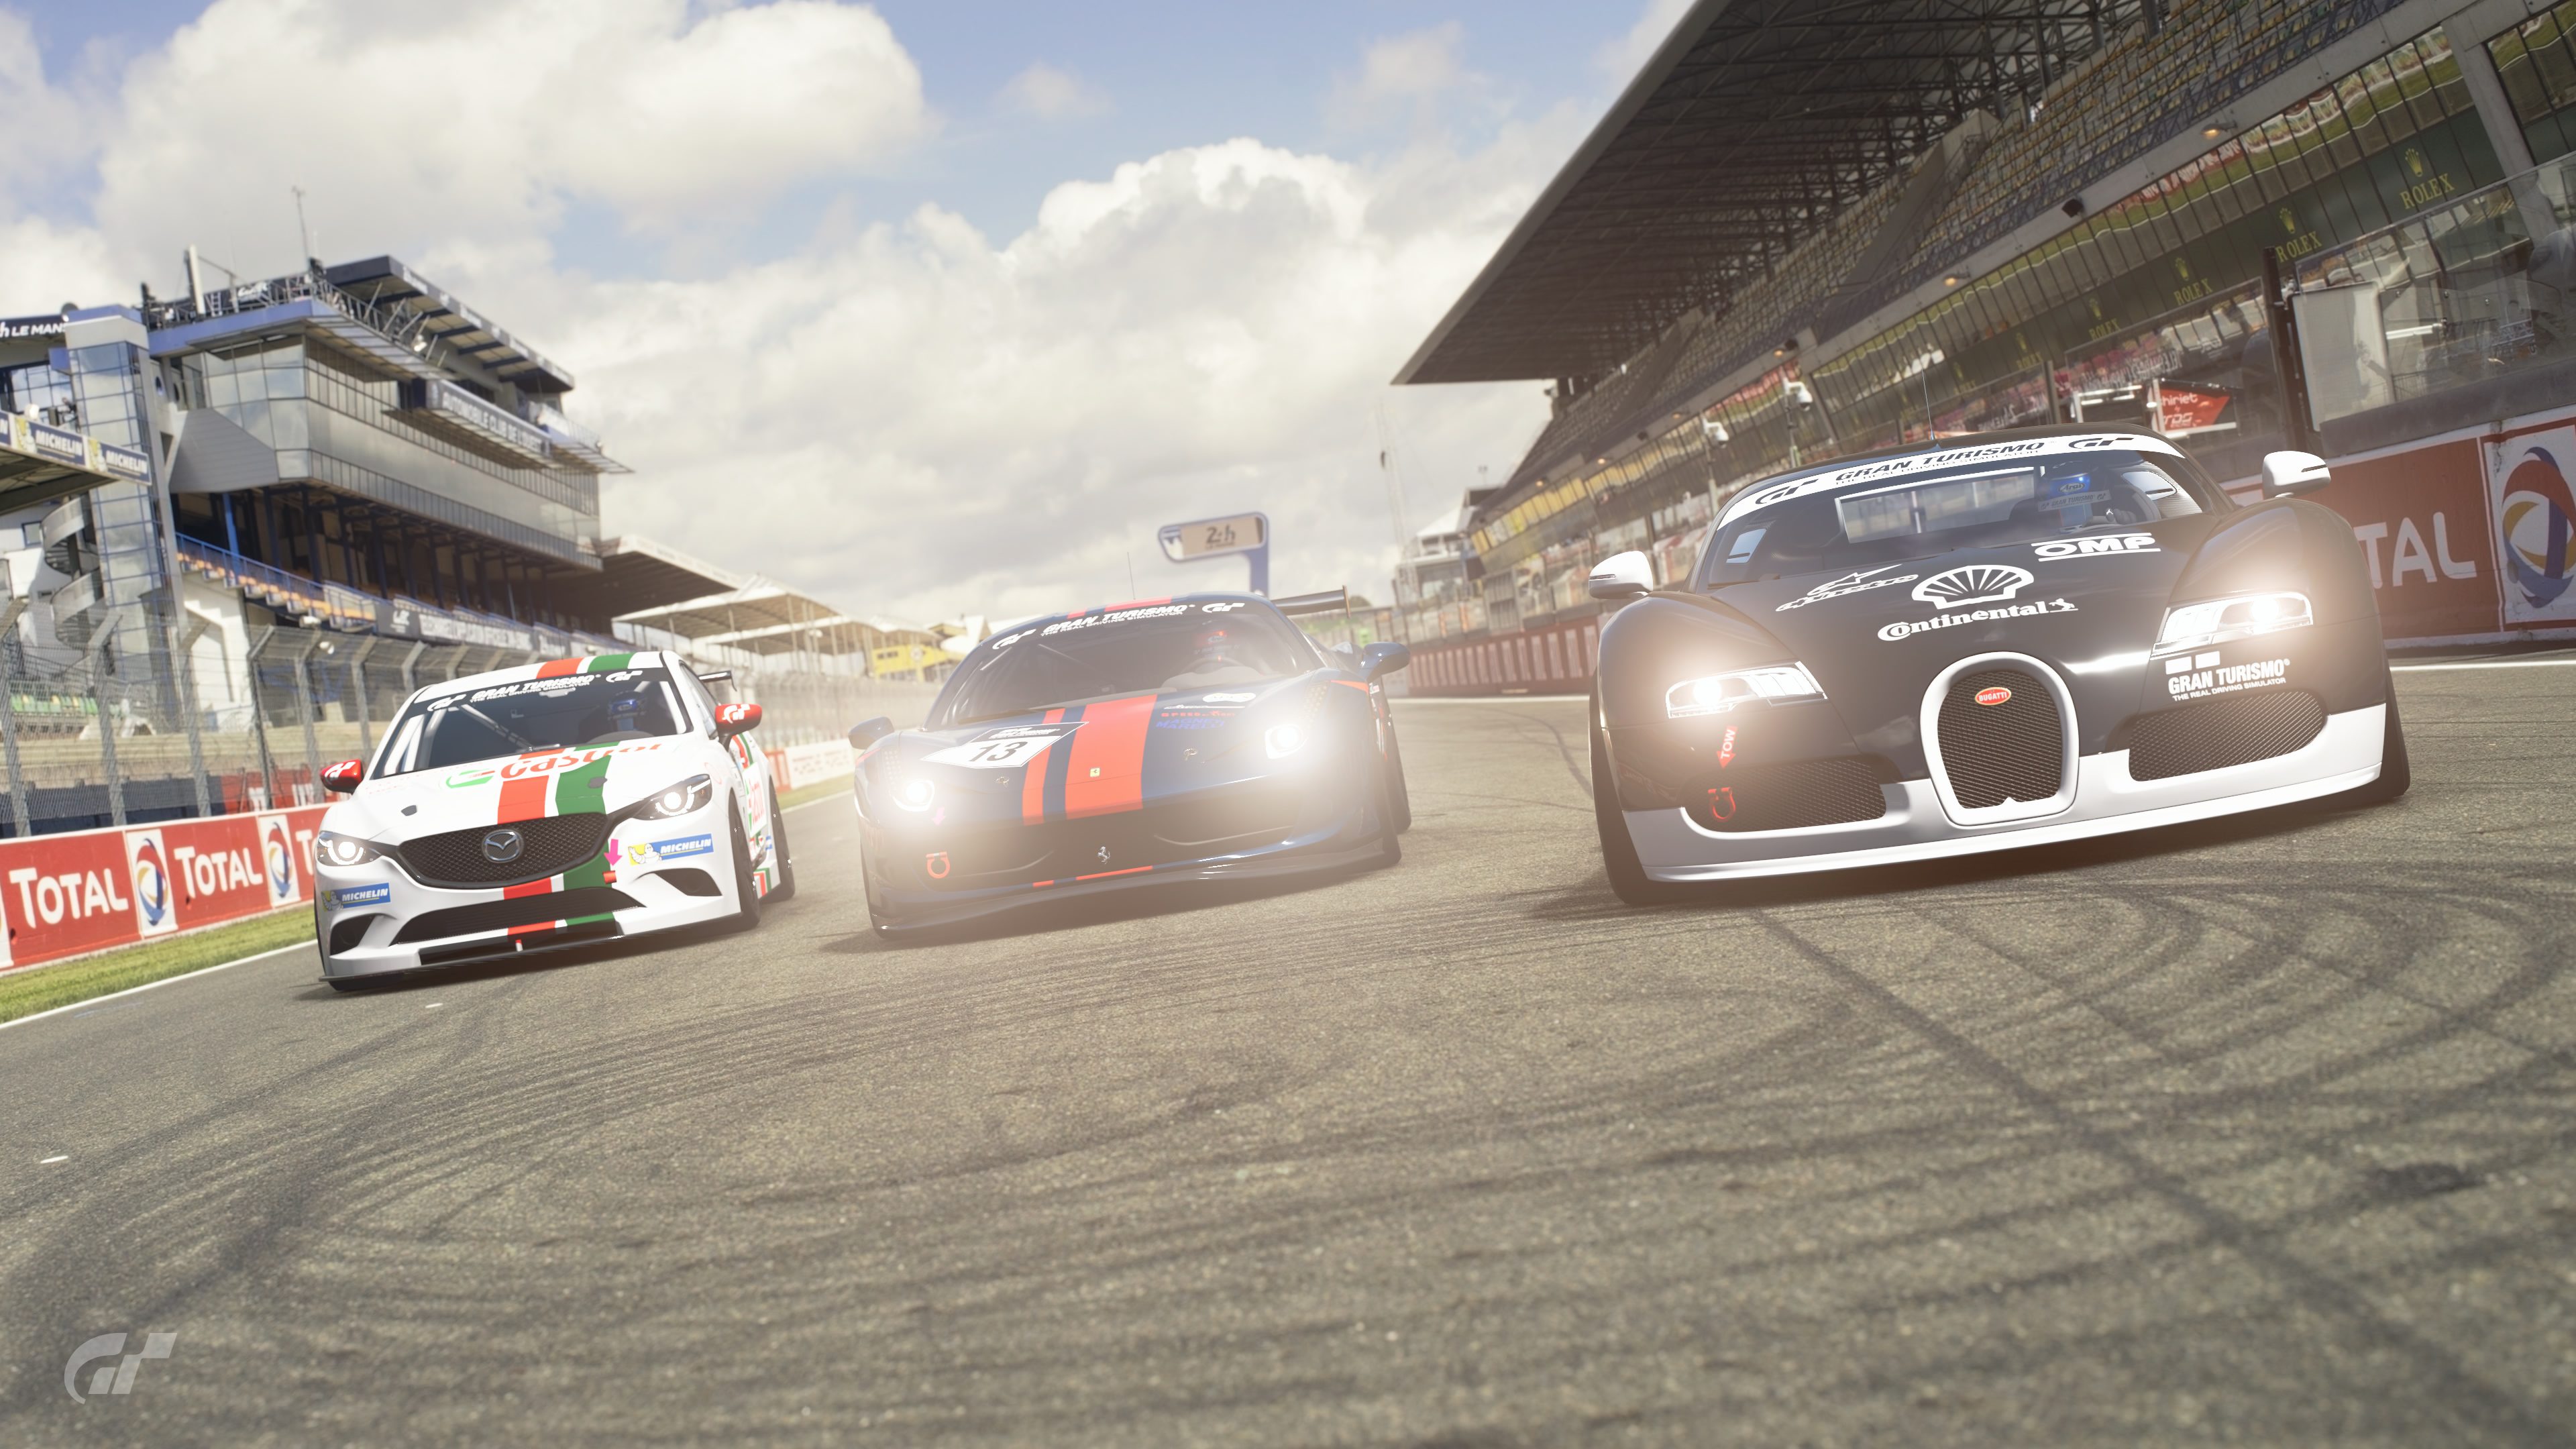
[482,828,525,864]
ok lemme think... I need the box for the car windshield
[372,667,692,776]
[1694,447,2212,588]
[937,602,1320,725]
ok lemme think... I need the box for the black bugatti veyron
[1585,425,2406,903]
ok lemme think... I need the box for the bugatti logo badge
[1975,686,2013,707]
[1913,565,2033,608]
[481,828,525,864]
[924,852,951,879]
[2498,443,2576,608]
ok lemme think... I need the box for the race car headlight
[1264,722,1307,759]
[1665,663,1826,718]
[631,773,715,820]
[890,775,936,812]
[2153,591,2312,657]
[314,830,388,868]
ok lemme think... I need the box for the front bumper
[863,780,1389,933]
[1627,702,2385,882]
[313,804,747,980]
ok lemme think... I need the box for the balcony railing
[2290,150,2576,446]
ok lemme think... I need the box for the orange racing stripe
[1061,694,1155,819]
[1020,708,1067,824]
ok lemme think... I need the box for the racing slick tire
[767,804,798,903]
[859,832,904,941]
[727,800,764,931]
[2342,666,2413,806]
[1386,731,1413,834]
[1376,754,1404,867]
[1592,701,1684,906]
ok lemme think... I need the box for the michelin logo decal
[628,833,715,865]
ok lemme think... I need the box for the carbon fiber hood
[1711,515,2222,759]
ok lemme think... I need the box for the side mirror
[1358,641,1411,680]
[848,716,895,750]
[2260,449,2331,498]
[321,758,364,794]
[714,702,763,739]
[1587,549,1654,602]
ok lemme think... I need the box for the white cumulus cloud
[2,2,1568,624]
[1595,0,1693,87]
[93,0,928,263]
[1000,61,1110,121]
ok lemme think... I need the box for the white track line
[0,941,313,1034]
[2393,657,2576,672]
[1394,694,1589,704]
[2,793,857,1034]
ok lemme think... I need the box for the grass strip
[0,909,313,1026]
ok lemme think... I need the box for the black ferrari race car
[1587,425,2408,903]
[849,590,1411,935]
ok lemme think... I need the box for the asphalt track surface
[3,660,2573,1446]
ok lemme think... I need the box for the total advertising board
[769,741,857,792]
[0,808,327,973]
[1411,412,2576,695]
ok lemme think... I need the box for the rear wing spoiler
[1269,588,1349,619]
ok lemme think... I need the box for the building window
[2490,1,2576,164]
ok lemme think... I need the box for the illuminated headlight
[2153,592,2312,657]
[1665,663,1827,718]
[632,773,716,820]
[314,830,388,868]
[891,775,936,812]
[1264,723,1307,759]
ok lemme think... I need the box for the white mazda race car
[309,650,791,990]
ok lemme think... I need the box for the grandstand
[2,259,926,837]
[1399,0,2576,678]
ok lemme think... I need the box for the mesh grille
[2129,690,2326,781]
[394,887,637,943]
[1696,757,1888,833]
[1936,667,2065,809]
[398,814,609,888]
[924,791,1309,890]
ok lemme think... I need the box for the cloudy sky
[1,0,1689,625]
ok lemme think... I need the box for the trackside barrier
[1406,618,1601,698]
[766,740,857,794]
[0,806,328,973]
[1407,400,2576,696]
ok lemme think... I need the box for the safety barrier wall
[1407,618,1602,698]
[765,740,857,794]
[0,806,329,973]
[1402,407,2576,695]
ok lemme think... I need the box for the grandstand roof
[612,581,934,658]
[1395,0,2161,386]
[559,535,747,624]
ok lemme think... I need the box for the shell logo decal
[1912,565,2034,608]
